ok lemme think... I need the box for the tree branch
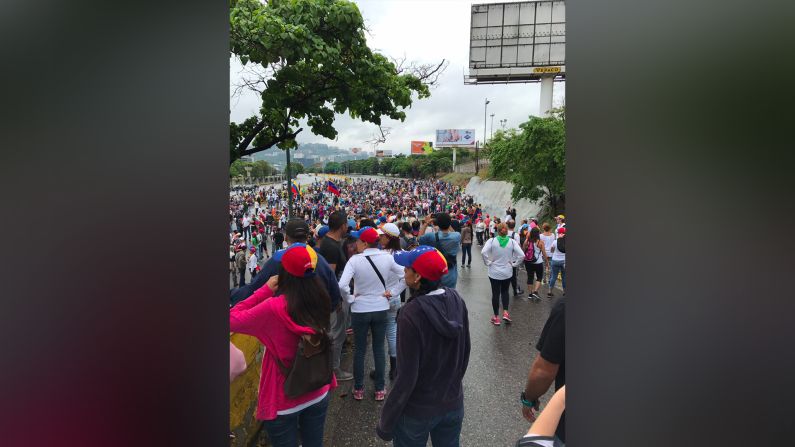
[239,127,304,157]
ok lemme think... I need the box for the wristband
[520,391,538,408]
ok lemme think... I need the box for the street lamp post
[480,98,489,175]
[490,113,495,140]
[500,118,507,130]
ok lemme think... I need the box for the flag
[291,180,301,199]
[327,180,341,196]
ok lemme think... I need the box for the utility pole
[285,147,292,218]
[483,98,490,149]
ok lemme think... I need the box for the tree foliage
[229,0,438,164]
[488,109,565,215]
[229,159,274,178]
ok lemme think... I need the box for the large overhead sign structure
[467,1,565,84]
[435,129,476,147]
[411,141,434,155]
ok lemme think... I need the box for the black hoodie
[377,287,471,441]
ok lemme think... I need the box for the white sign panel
[435,129,476,147]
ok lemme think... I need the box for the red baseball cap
[393,245,449,281]
[351,226,379,244]
[277,243,319,278]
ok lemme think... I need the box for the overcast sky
[229,0,566,155]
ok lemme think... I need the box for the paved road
[321,245,562,447]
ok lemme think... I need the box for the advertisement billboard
[411,141,434,155]
[467,1,566,84]
[435,129,476,147]
[375,149,393,158]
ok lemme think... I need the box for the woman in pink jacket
[230,243,337,447]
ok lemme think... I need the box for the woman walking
[548,227,566,297]
[229,243,336,447]
[373,223,405,382]
[539,223,556,284]
[377,245,470,446]
[460,219,473,268]
[481,223,525,325]
[338,227,406,401]
[522,227,546,301]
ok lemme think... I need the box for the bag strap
[364,255,386,290]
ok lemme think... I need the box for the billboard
[375,149,393,158]
[411,141,434,155]
[435,129,476,147]
[467,1,565,84]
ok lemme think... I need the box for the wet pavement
[322,246,563,447]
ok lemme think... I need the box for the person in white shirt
[475,219,486,245]
[246,246,258,283]
[481,223,525,325]
[374,223,404,382]
[548,227,566,297]
[539,223,557,285]
[337,226,406,401]
[488,219,497,239]
[242,215,251,240]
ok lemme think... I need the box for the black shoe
[547,291,554,297]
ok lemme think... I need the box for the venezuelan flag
[327,180,341,196]
[291,180,301,199]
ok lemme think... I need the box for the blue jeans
[550,260,566,290]
[440,265,458,289]
[386,309,398,358]
[262,394,329,447]
[394,406,464,447]
[351,310,388,390]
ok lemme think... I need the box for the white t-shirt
[338,248,406,313]
[551,239,566,262]
[247,253,258,271]
[540,233,556,258]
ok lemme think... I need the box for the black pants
[238,268,247,287]
[489,277,511,316]
[461,244,472,266]
[476,231,484,245]
[510,267,520,293]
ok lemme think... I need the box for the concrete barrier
[465,176,542,222]
[230,334,264,446]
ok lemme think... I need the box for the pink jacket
[230,284,337,420]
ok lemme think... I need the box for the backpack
[273,331,333,399]
[557,236,566,254]
[524,240,539,262]
[402,234,419,251]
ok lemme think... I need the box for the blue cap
[347,218,356,229]
[379,216,387,223]
[318,225,330,237]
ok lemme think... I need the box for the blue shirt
[418,230,461,256]
[230,250,341,309]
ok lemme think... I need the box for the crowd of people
[228,176,567,447]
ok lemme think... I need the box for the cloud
[230,0,566,155]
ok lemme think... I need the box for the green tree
[324,161,342,173]
[288,162,305,175]
[488,110,566,215]
[229,0,445,164]
[251,160,273,177]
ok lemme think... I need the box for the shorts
[525,261,544,283]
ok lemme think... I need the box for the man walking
[418,213,461,289]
